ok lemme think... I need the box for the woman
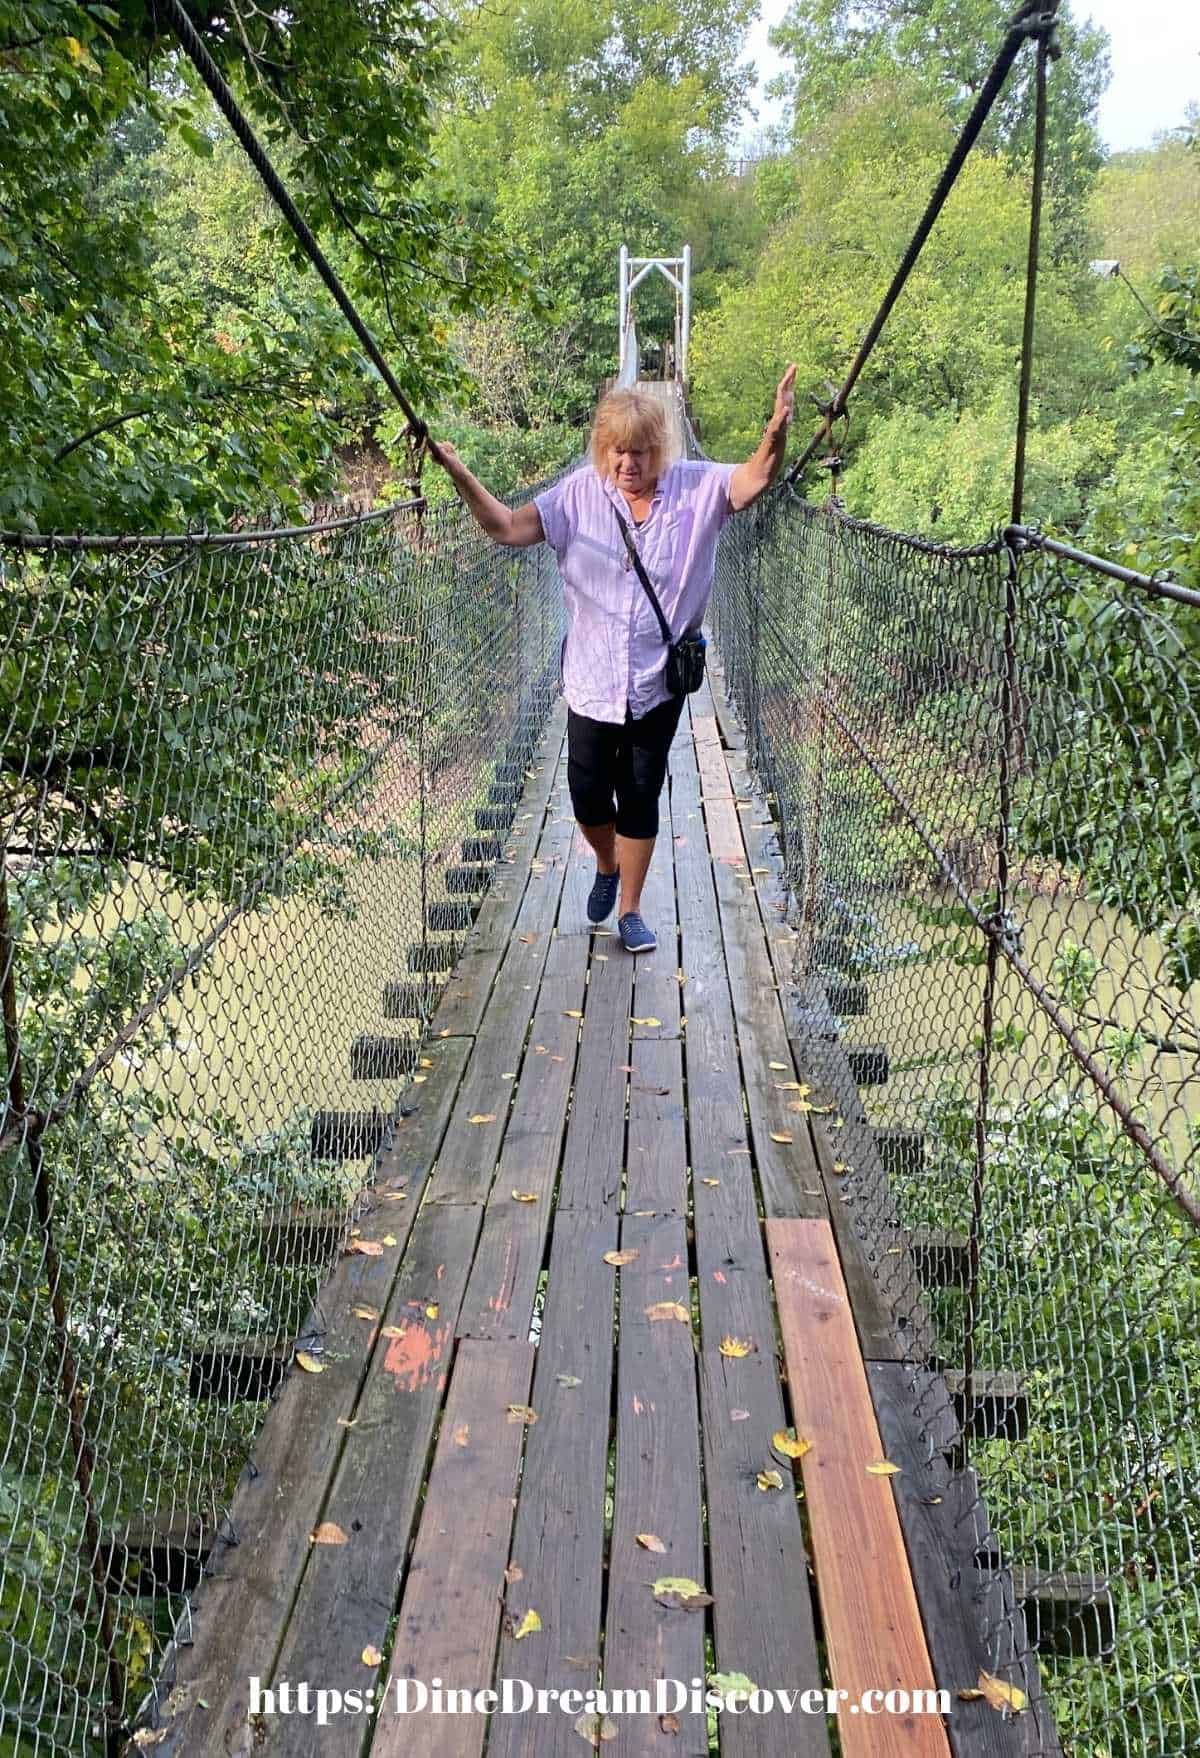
[429,365,796,954]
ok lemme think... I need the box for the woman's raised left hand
[773,363,798,428]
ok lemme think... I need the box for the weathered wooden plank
[427,823,575,1203]
[625,1035,687,1215]
[429,708,568,1038]
[141,1041,473,1756]
[868,1362,1031,1758]
[457,943,589,1339]
[942,1470,1066,1757]
[555,936,633,1213]
[263,1200,486,1758]
[697,1350,831,1758]
[768,1218,953,1758]
[604,1213,708,1753]
[709,854,826,1218]
[370,1339,535,1758]
[488,1211,620,1758]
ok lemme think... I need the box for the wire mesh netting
[0,487,566,1754]
[710,485,1200,1758]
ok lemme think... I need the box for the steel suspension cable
[785,0,1061,487]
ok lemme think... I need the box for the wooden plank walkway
[133,660,1042,1758]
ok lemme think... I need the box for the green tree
[768,0,1109,242]
[0,0,528,531]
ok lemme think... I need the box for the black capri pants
[566,695,686,840]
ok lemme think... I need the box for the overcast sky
[738,0,1200,153]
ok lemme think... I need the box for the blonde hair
[589,389,669,480]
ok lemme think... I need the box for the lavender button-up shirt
[534,459,737,724]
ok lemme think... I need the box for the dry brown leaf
[719,1336,755,1358]
[563,1009,584,1019]
[507,1404,538,1425]
[345,1239,383,1257]
[295,1351,324,1375]
[701,1177,720,1187]
[772,1428,813,1461]
[957,1687,985,1702]
[978,1672,1027,1713]
[453,1424,470,1447]
[574,1712,618,1747]
[504,1562,524,1585]
[769,1131,793,1144]
[659,1712,681,1735]
[380,1324,407,1339]
[311,1522,347,1545]
[636,1533,667,1552]
[382,1190,407,1201]
[788,1100,813,1114]
[645,1301,690,1323]
[603,1248,639,1266]
[351,1305,378,1320]
[419,1057,434,1068]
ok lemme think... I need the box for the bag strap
[610,504,673,647]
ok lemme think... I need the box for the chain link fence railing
[710,484,1200,1757]
[0,484,566,1755]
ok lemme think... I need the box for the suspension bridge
[1,3,1198,1756]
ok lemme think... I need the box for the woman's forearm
[443,457,513,542]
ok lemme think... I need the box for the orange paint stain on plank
[383,1323,449,1392]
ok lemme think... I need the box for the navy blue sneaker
[618,911,656,953]
[587,866,620,924]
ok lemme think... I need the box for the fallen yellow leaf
[757,1469,785,1491]
[719,1336,755,1358]
[865,1460,901,1476]
[295,1351,324,1374]
[469,1113,497,1125]
[382,1234,397,1247]
[631,1016,661,1027]
[701,1177,720,1186]
[769,1131,793,1144]
[978,1672,1027,1713]
[512,1189,539,1203]
[563,1009,583,1019]
[425,1303,439,1319]
[772,1428,813,1461]
[380,1324,407,1339]
[603,1248,639,1266]
[512,1608,542,1640]
[362,1645,382,1666]
[832,1161,851,1175]
[352,1306,378,1320]
[768,1061,788,1070]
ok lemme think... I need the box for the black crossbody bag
[611,505,707,696]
